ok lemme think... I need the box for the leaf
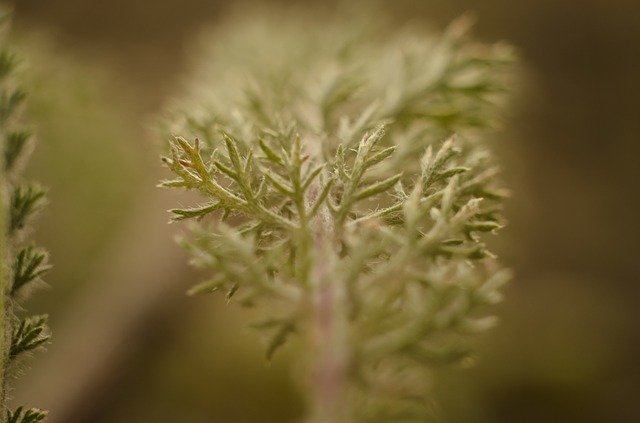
[225,282,240,303]
[265,322,296,360]
[0,50,17,80]
[169,202,221,221]
[157,178,189,188]
[289,134,303,170]
[213,158,238,181]
[354,173,402,201]
[436,243,487,259]
[458,316,499,334]
[422,136,461,187]
[173,135,197,155]
[10,315,50,359]
[364,145,397,169]
[301,164,325,191]
[353,125,386,173]
[4,130,31,172]
[474,269,512,305]
[187,277,225,296]
[222,132,244,174]
[264,169,295,196]
[9,184,46,234]
[243,148,254,174]
[258,137,285,165]
[465,220,502,233]
[11,246,51,295]
[7,407,47,423]
[437,166,469,180]
[0,88,26,124]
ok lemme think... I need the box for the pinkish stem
[306,186,350,422]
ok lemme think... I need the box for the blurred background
[7,0,639,421]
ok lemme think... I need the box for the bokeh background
[7,0,640,421]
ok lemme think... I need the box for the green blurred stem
[0,135,7,406]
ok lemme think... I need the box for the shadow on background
[8,0,640,422]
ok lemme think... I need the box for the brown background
[8,0,640,422]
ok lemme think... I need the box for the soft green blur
[9,0,639,422]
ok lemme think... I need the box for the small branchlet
[9,184,46,235]
[11,246,51,295]
[0,88,25,125]
[6,407,47,423]
[162,9,513,422]
[9,315,50,360]
[3,131,30,172]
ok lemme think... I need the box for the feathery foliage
[6,407,46,423]
[162,8,513,421]
[0,6,50,421]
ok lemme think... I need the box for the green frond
[161,7,513,420]
[3,130,31,172]
[11,245,51,295]
[10,315,50,359]
[7,407,48,423]
[9,184,46,234]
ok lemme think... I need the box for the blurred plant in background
[163,7,513,421]
[6,24,167,423]
[18,35,143,313]
[3,15,153,422]
[0,7,49,422]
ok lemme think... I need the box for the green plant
[162,8,513,422]
[0,8,49,423]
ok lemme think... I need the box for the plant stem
[307,191,350,422]
[0,135,7,407]
[309,271,349,422]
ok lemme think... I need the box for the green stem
[0,134,8,409]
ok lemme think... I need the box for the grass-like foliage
[0,7,50,422]
[162,8,513,422]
